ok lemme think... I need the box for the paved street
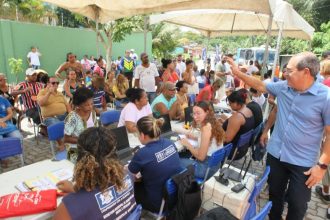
[0,118,328,220]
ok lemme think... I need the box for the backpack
[194,206,238,220]
[167,165,202,220]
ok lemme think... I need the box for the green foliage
[110,16,144,42]
[8,57,23,83]
[312,21,330,54]
[151,23,179,59]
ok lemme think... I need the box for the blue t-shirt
[151,94,177,117]
[0,97,17,135]
[128,138,181,208]
[63,174,136,220]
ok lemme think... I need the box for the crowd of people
[1,48,330,220]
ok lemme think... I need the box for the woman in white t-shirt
[118,88,152,133]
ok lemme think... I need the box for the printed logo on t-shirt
[155,145,176,163]
[94,175,135,219]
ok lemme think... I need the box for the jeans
[266,154,311,220]
[147,92,157,104]
[26,107,41,125]
[180,156,217,180]
[134,181,159,213]
[0,129,23,140]
[31,65,39,70]
[43,113,67,127]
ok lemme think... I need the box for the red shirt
[196,85,213,102]
[162,70,179,83]
[16,81,43,110]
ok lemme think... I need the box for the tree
[8,57,23,83]
[151,23,179,59]
[97,16,144,70]
[312,21,330,54]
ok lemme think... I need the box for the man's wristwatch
[317,162,328,170]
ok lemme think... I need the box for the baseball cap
[25,68,37,76]
[163,82,176,91]
[130,49,135,52]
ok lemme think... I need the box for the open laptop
[184,106,193,125]
[159,114,179,139]
[111,126,133,164]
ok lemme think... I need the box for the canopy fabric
[42,0,275,24]
[149,2,314,40]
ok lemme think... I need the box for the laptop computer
[159,114,179,139]
[111,126,133,164]
[184,106,193,125]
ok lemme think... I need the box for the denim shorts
[43,113,67,127]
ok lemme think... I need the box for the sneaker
[315,186,330,204]
[327,208,330,219]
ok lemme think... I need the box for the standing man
[134,53,161,103]
[37,77,71,151]
[176,54,186,79]
[27,46,41,70]
[119,50,135,88]
[227,52,330,220]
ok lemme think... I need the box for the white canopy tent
[149,8,314,40]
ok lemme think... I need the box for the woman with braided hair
[53,127,136,220]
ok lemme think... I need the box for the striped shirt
[88,86,105,109]
[15,81,43,110]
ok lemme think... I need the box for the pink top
[118,102,152,127]
[324,78,330,88]
[196,85,213,102]
[93,65,105,77]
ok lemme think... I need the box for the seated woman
[64,87,98,162]
[179,101,225,179]
[118,88,152,133]
[0,96,22,139]
[175,80,189,116]
[112,73,129,108]
[196,79,224,103]
[222,91,255,160]
[161,58,179,83]
[128,116,181,212]
[53,127,136,220]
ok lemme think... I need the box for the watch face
[318,162,328,169]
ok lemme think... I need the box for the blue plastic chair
[100,110,121,126]
[198,83,205,90]
[126,204,142,220]
[195,143,233,185]
[250,201,272,220]
[244,166,271,220]
[0,137,24,167]
[47,121,65,158]
[231,129,254,160]
[251,122,264,146]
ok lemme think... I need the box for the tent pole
[205,31,211,68]
[261,14,273,80]
[96,20,100,58]
[263,22,283,120]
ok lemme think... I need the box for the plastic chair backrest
[244,166,271,220]
[100,110,121,126]
[251,122,264,146]
[47,121,65,141]
[126,204,142,220]
[208,143,232,168]
[0,137,22,159]
[250,201,272,220]
[236,129,254,149]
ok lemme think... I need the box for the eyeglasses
[51,82,59,85]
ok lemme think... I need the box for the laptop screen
[110,126,130,151]
[184,106,193,124]
[159,114,172,134]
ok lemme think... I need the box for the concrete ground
[1,118,328,220]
